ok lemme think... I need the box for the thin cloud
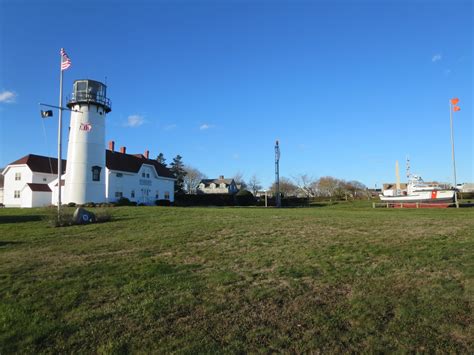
[432,54,442,62]
[0,90,17,103]
[124,114,145,127]
[199,123,214,130]
[163,124,177,131]
[232,153,240,160]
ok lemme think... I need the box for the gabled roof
[26,183,52,192]
[5,151,175,179]
[106,150,175,178]
[7,154,67,174]
[200,178,235,186]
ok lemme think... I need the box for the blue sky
[0,0,472,188]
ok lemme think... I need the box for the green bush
[116,197,133,206]
[67,202,76,207]
[155,199,172,206]
[235,189,255,206]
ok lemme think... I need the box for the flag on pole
[450,98,459,105]
[60,48,71,71]
[41,110,53,118]
[453,105,461,112]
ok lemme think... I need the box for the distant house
[197,175,239,194]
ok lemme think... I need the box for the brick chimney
[219,175,224,180]
[120,146,126,154]
[144,150,149,159]
[108,140,115,151]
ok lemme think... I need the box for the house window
[115,191,123,198]
[142,172,146,178]
[92,166,101,181]
[131,190,135,198]
[164,191,170,200]
[155,191,159,199]
[15,172,21,181]
[43,178,47,182]
[14,190,20,198]
[116,173,123,177]
[146,173,150,178]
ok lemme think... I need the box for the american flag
[60,48,71,71]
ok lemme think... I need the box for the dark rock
[72,207,96,224]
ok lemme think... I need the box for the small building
[2,154,66,208]
[197,175,239,194]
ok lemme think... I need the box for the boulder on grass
[73,207,96,225]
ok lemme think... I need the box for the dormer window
[92,166,101,181]
[15,172,21,181]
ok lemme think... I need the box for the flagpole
[57,50,64,217]
[449,101,458,208]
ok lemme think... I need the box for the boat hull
[379,190,455,208]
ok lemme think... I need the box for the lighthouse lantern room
[64,79,112,204]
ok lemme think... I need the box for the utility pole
[275,140,281,208]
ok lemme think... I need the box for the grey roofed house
[197,175,239,194]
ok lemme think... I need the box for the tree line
[157,153,368,200]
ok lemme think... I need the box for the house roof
[6,151,174,179]
[200,178,235,186]
[26,183,52,192]
[7,154,67,174]
[106,150,175,178]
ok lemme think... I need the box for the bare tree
[293,174,317,198]
[270,177,298,197]
[183,166,206,194]
[232,171,247,190]
[315,176,341,200]
[248,174,262,196]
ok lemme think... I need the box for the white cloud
[432,54,442,62]
[124,114,145,127]
[232,153,240,160]
[163,123,177,131]
[199,123,214,130]
[0,90,17,103]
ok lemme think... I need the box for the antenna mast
[275,140,281,208]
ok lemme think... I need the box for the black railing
[67,92,112,111]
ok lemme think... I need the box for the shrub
[235,189,255,206]
[84,202,96,207]
[155,199,172,206]
[67,202,76,207]
[94,209,112,223]
[116,197,133,206]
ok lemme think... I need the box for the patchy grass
[0,204,473,353]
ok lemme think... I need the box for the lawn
[1,203,473,353]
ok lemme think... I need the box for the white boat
[379,174,455,207]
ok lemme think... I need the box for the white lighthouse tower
[64,79,111,204]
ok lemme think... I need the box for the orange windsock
[451,98,460,105]
[453,105,461,112]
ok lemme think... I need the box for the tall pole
[275,140,281,208]
[57,53,64,216]
[449,101,459,208]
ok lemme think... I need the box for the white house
[2,145,175,207]
[197,175,239,194]
[2,155,66,208]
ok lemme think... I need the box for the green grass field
[1,203,473,353]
